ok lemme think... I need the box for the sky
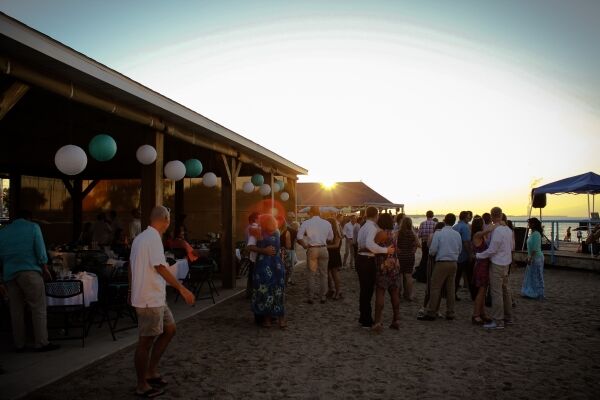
[2,0,599,216]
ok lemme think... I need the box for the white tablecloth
[168,259,189,282]
[46,272,99,307]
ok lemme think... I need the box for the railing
[512,218,597,264]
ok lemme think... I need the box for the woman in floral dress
[249,214,287,328]
[372,213,401,332]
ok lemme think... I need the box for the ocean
[408,215,593,241]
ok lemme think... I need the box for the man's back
[130,227,167,308]
[0,219,47,281]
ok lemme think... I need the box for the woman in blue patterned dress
[250,214,287,328]
[521,217,545,300]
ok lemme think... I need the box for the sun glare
[321,181,336,190]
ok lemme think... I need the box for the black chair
[45,280,86,347]
[88,262,137,340]
[170,248,188,260]
[75,249,109,278]
[177,257,219,304]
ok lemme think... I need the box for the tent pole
[588,193,593,258]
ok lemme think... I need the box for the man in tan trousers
[297,206,333,304]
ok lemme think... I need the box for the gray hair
[150,206,170,222]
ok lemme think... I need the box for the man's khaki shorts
[135,305,175,337]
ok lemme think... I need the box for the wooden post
[220,156,237,289]
[141,132,164,228]
[174,179,184,233]
[8,172,21,220]
[288,178,297,222]
[72,179,83,242]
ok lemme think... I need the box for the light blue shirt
[453,220,471,263]
[429,226,462,262]
[0,219,48,282]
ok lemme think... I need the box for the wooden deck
[513,241,600,272]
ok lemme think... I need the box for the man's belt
[358,248,375,257]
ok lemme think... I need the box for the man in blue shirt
[418,213,462,321]
[0,210,58,352]
[453,211,473,301]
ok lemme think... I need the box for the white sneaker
[484,321,505,330]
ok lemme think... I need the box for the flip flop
[146,376,168,388]
[135,387,164,398]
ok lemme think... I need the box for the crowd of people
[245,205,549,333]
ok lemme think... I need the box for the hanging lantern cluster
[53,135,287,199]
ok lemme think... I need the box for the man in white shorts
[130,206,195,398]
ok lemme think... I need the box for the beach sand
[24,254,600,399]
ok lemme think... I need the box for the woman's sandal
[372,322,384,333]
[332,291,343,300]
[471,316,484,325]
[389,320,400,330]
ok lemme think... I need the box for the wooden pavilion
[0,13,307,288]
[296,182,404,214]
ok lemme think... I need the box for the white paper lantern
[203,172,218,187]
[259,184,271,196]
[136,144,157,165]
[164,160,186,181]
[54,145,87,175]
[280,191,290,201]
[242,181,255,193]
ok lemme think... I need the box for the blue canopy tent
[531,171,600,257]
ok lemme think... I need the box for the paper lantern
[259,184,271,196]
[136,145,157,165]
[54,145,87,175]
[251,174,264,186]
[184,159,203,177]
[273,180,284,192]
[164,160,186,181]
[203,172,218,187]
[280,192,290,201]
[242,181,255,193]
[88,134,117,161]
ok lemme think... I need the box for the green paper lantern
[251,174,264,186]
[89,134,117,161]
[184,159,203,177]
[274,179,284,192]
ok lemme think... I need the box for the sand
[23,256,600,400]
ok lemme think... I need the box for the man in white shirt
[356,207,395,327]
[342,215,356,268]
[297,206,334,304]
[130,206,195,398]
[476,206,514,330]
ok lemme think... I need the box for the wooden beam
[61,179,75,197]
[234,160,242,180]
[82,179,100,198]
[221,154,232,185]
[141,132,164,228]
[220,156,237,289]
[0,82,29,121]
